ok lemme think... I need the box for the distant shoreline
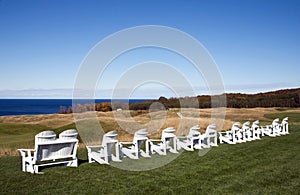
[0,99,153,116]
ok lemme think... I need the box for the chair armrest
[218,131,232,137]
[148,139,162,146]
[261,125,271,130]
[86,145,104,153]
[177,135,187,139]
[17,149,35,157]
[86,145,103,148]
[198,134,205,138]
[119,142,134,147]
[119,142,133,145]
[149,139,161,142]
[18,148,35,152]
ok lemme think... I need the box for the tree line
[129,88,300,110]
[59,88,300,113]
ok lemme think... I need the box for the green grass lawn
[0,113,300,194]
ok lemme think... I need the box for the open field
[0,109,299,194]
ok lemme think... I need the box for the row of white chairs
[219,117,289,144]
[18,117,289,173]
[86,124,219,164]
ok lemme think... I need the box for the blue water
[0,99,151,116]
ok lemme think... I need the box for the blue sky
[0,0,299,98]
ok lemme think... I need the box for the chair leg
[67,158,78,167]
[219,137,224,144]
[21,159,26,172]
[33,165,38,174]
[145,140,150,156]
[88,154,94,163]
[24,162,34,173]
[112,143,122,162]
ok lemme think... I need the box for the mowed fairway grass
[0,112,300,194]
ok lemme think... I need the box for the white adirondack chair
[242,121,254,141]
[18,130,78,174]
[177,125,202,151]
[234,122,246,143]
[219,122,241,144]
[261,118,280,137]
[150,127,178,155]
[280,117,289,135]
[272,118,281,136]
[201,124,218,148]
[251,120,262,140]
[86,130,121,164]
[119,129,150,159]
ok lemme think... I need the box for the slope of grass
[0,123,47,155]
[0,123,299,194]
[264,112,300,123]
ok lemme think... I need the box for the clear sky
[0,0,299,98]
